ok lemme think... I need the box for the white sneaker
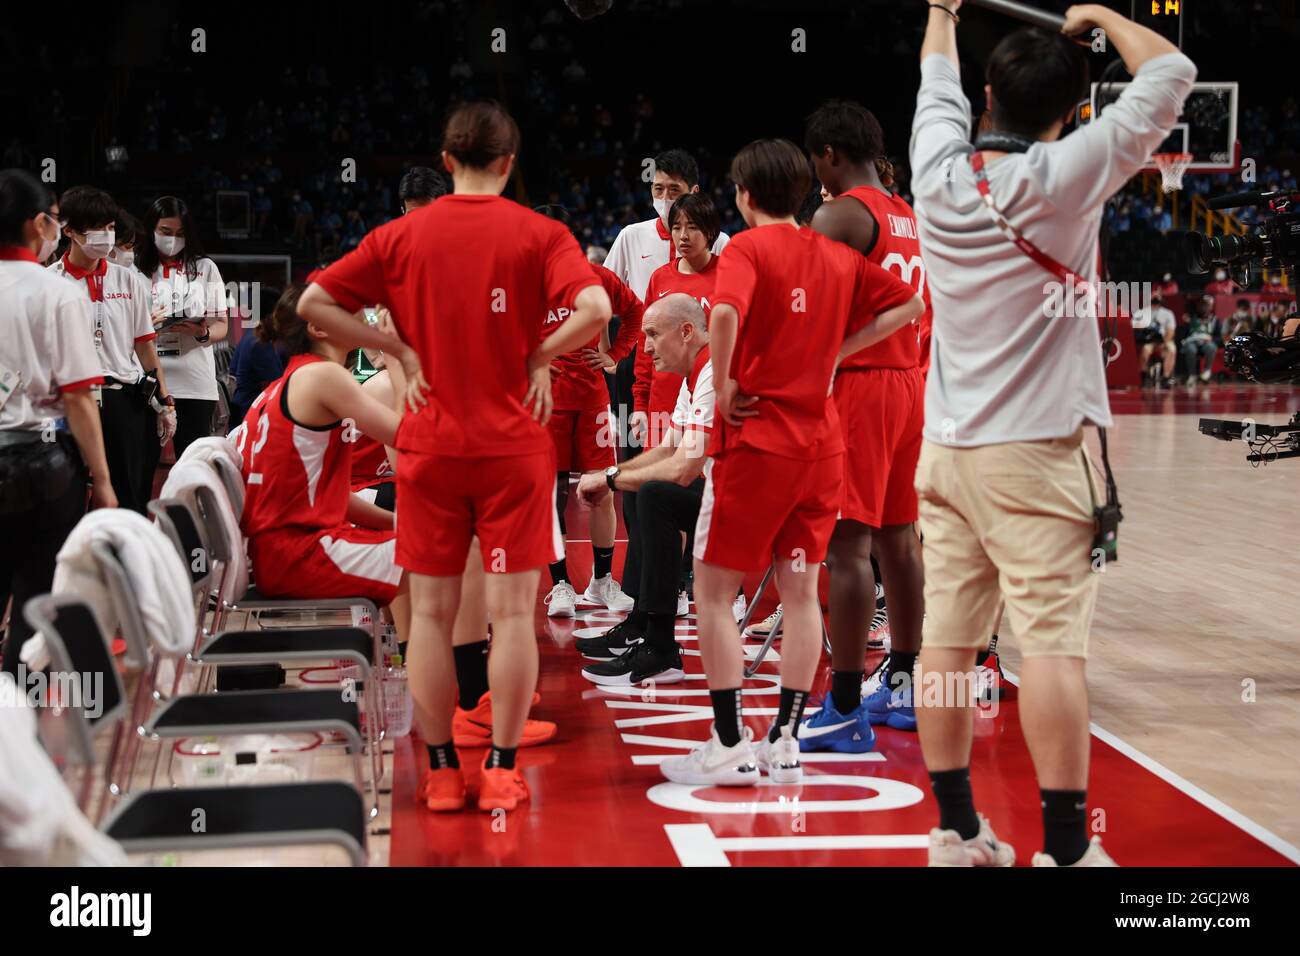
[927,814,1016,867]
[867,606,891,650]
[676,589,690,617]
[743,604,782,640]
[660,725,760,786]
[1032,836,1118,867]
[1200,368,1213,383]
[754,724,802,783]
[731,592,748,624]
[581,574,634,612]
[544,582,577,618]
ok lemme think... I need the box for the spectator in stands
[1155,271,1179,297]
[1131,289,1176,386]
[290,190,314,243]
[228,285,293,430]
[1226,298,1255,338]
[1258,301,1288,336]
[398,166,448,214]
[1204,267,1237,295]
[1181,295,1218,384]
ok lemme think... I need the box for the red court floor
[389,384,1300,867]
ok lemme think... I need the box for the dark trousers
[141,397,215,490]
[635,478,704,617]
[99,386,154,515]
[0,474,88,677]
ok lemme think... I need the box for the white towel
[161,458,249,604]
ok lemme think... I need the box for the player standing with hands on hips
[299,101,612,814]
[909,0,1195,866]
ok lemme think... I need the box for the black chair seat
[149,688,361,734]
[201,627,371,662]
[104,782,366,862]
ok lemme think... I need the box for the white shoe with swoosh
[660,726,759,786]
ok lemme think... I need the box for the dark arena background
[1,0,1299,927]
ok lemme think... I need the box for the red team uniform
[545,263,642,472]
[315,194,600,576]
[695,225,916,572]
[634,255,719,447]
[234,354,402,604]
[834,185,933,528]
[349,432,394,492]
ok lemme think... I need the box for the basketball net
[1153,153,1194,193]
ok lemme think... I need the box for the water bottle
[382,654,413,737]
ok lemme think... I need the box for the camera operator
[49,187,175,514]
[909,1,1194,866]
[0,170,116,678]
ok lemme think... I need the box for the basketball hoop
[1153,152,1194,193]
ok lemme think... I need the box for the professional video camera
[1186,188,1300,385]
[1189,188,1300,463]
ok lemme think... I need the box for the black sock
[549,559,571,586]
[771,686,810,742]
[887,650,918,687]
[1041,789,1089,865]
[427,741,459,770]
[929,768,980,839]
[453,639,490,710]
[593,544,615,580]
[486,745,517,771]
[830,670,863,715]
[710,688,744,747]
[645,611,677,654]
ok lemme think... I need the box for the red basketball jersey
[634,256,719,419]
[349,433,393,491]
[234,354,352,536]
[838,186,933,372]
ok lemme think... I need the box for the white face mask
[155,232,186,257]
[78,229,115,259]
[1214,270,1227,281]
[109,247,134,268]
[652,196,673,225]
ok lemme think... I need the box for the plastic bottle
[382,653,413,737]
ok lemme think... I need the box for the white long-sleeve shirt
[909,51,1197,446]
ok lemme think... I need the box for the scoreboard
[1132,0,1185,48]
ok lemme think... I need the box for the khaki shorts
[914,428,1100,659]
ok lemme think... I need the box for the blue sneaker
[863,666,918,731]
[797,695,876,753]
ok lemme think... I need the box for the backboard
[1090,81,1240,173]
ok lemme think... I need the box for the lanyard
[969,151,1091,295]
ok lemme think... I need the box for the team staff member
[661,139,922,788]
[136,196,229,462]
[49,187,175,514]
[574,293,714,687]
[0,170,115,677]
[910,1,1193,866]
[109,209,140,268]
[802,100,930,747]
[298,101,612,814]
[603,149,729,614]
[533,204,642,619]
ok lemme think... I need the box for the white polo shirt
[670,347,715,437]
[603,216,729,300]
[0,248,102,432]
[150,256,229,401]
[48,255,155,384]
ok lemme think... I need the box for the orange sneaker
[478,759,530,812]
[453,691,557,748]
[417,766,466,812]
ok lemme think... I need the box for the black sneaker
[574,617,645,660]
[582,642,685,686]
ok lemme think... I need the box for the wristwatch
[604,466,620,491]
[160,395,175,407]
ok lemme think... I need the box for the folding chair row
[24,594,369,865]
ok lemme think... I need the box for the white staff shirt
[0,247,102,432]
[603,215,729,300]
[1130,305,1176,335]
[48,255,155,384]
[149,256,229,400]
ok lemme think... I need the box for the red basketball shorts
[396,449,563,576]
[547,405,617,473]
[835,366,924,528]
[693,447,843,574]
[248,525,401,605]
